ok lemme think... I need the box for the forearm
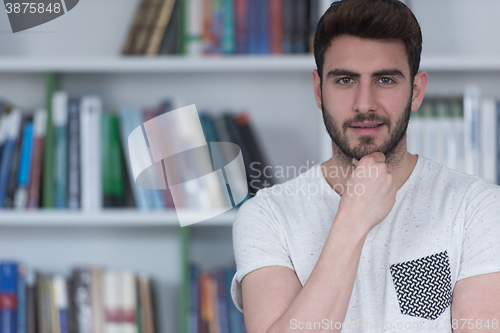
[266,212,368,333]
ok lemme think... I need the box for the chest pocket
[390,251,452,320]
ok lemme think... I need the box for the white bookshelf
[3,55,500,72]
[0,209,237,227]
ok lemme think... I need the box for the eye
[379,77,394,85]
[338,77,353,85]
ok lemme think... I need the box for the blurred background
[0,1,499,333]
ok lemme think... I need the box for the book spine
[103,271,120,333]
[53,276,69,333]
[118,109,150,210]
[270,0,282,53]
[71,268,92,333]
[258,0,270,54]
[122,0,153,54]
[17,265,26,333]
[221,0,234,54]
[463,86,481,177]
[246,0,257,53]
[36,272,52,333]
[146,0,177,56]
[0,262,18,333]
[211,0,223,54]
[234,0,247,53]
[0,111,22,208]
[67,98,81,210]
[14,121,34,209]
[80,97,102,211]
[480,98,497,183]
[187,0,204,56]
[281,0,293,53]
[53,92,68,208]
[27,109,47,209]
[43,73,56,208]
[119,272,137,333]
[214,270,228,333]
[293,0,307,53]
[90,268,104,333]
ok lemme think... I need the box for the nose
[353,81,378,113]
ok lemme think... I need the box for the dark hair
[314,0,422,83]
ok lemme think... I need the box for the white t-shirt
[230,155,500,332]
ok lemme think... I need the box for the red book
[270,0,283,53]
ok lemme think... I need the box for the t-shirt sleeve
[230,189,294,312]
[457,181,500,280]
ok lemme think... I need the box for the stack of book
[121,0,328,56]
[0,96,274,211]
[188,264,246,333]
[0,261,157,333]
[406,88,499,184]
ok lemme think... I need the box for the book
[118,108,151,210]
[158,0,183,54]
[90,267,104,333]
[17,265,26,333]
[13,120,34,209]
[4,114,27,208]
[270,0,282,53]
[36,272,53,333]
[67,98,81,210]
[186,0,204,56]
[52,276,69,333]
[480,98,497,184]
[463,86,481,177]
[27,109,47,209]
[137,276,155,333]
[80,96,103,211]
[146,0,177,55]
[102,113,126,208]
[221,0,235,54]
[0,110,22,208]
[103,271,120,333]
[122,0,153,54]
[0,261,18,333]
[53,91,69,208]
[71,268,92,333]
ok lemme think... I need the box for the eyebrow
[325,68,406,79]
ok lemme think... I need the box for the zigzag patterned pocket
[390,251,452,320]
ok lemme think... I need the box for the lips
[350,121,384,128]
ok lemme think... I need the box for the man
[230,0,500,332]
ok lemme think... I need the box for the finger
[352,158,358,168]
[366,152,386,164]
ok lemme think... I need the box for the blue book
[17,122,34,188]
[214,269,229,333]
[188,264,199,333]
[0,111,21,208]
[256,0,270,53]
[0,261,18,333]
[16,265,26,333]
[118,108,152,210]
[221,0,235,54]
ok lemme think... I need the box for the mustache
[343,114,391,131]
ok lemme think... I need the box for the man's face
[319,35,414,161]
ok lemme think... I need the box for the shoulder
[419,156,500,211]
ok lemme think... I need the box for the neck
[320,138,418,196]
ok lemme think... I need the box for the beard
[321,94,412,165]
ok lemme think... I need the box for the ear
[312,69,322,110]
[411,71,428,112]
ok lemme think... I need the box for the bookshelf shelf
[0,209,237,227]
[1,55,500,73]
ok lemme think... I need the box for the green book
[42,73,55,208]
[101,112,125,207]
